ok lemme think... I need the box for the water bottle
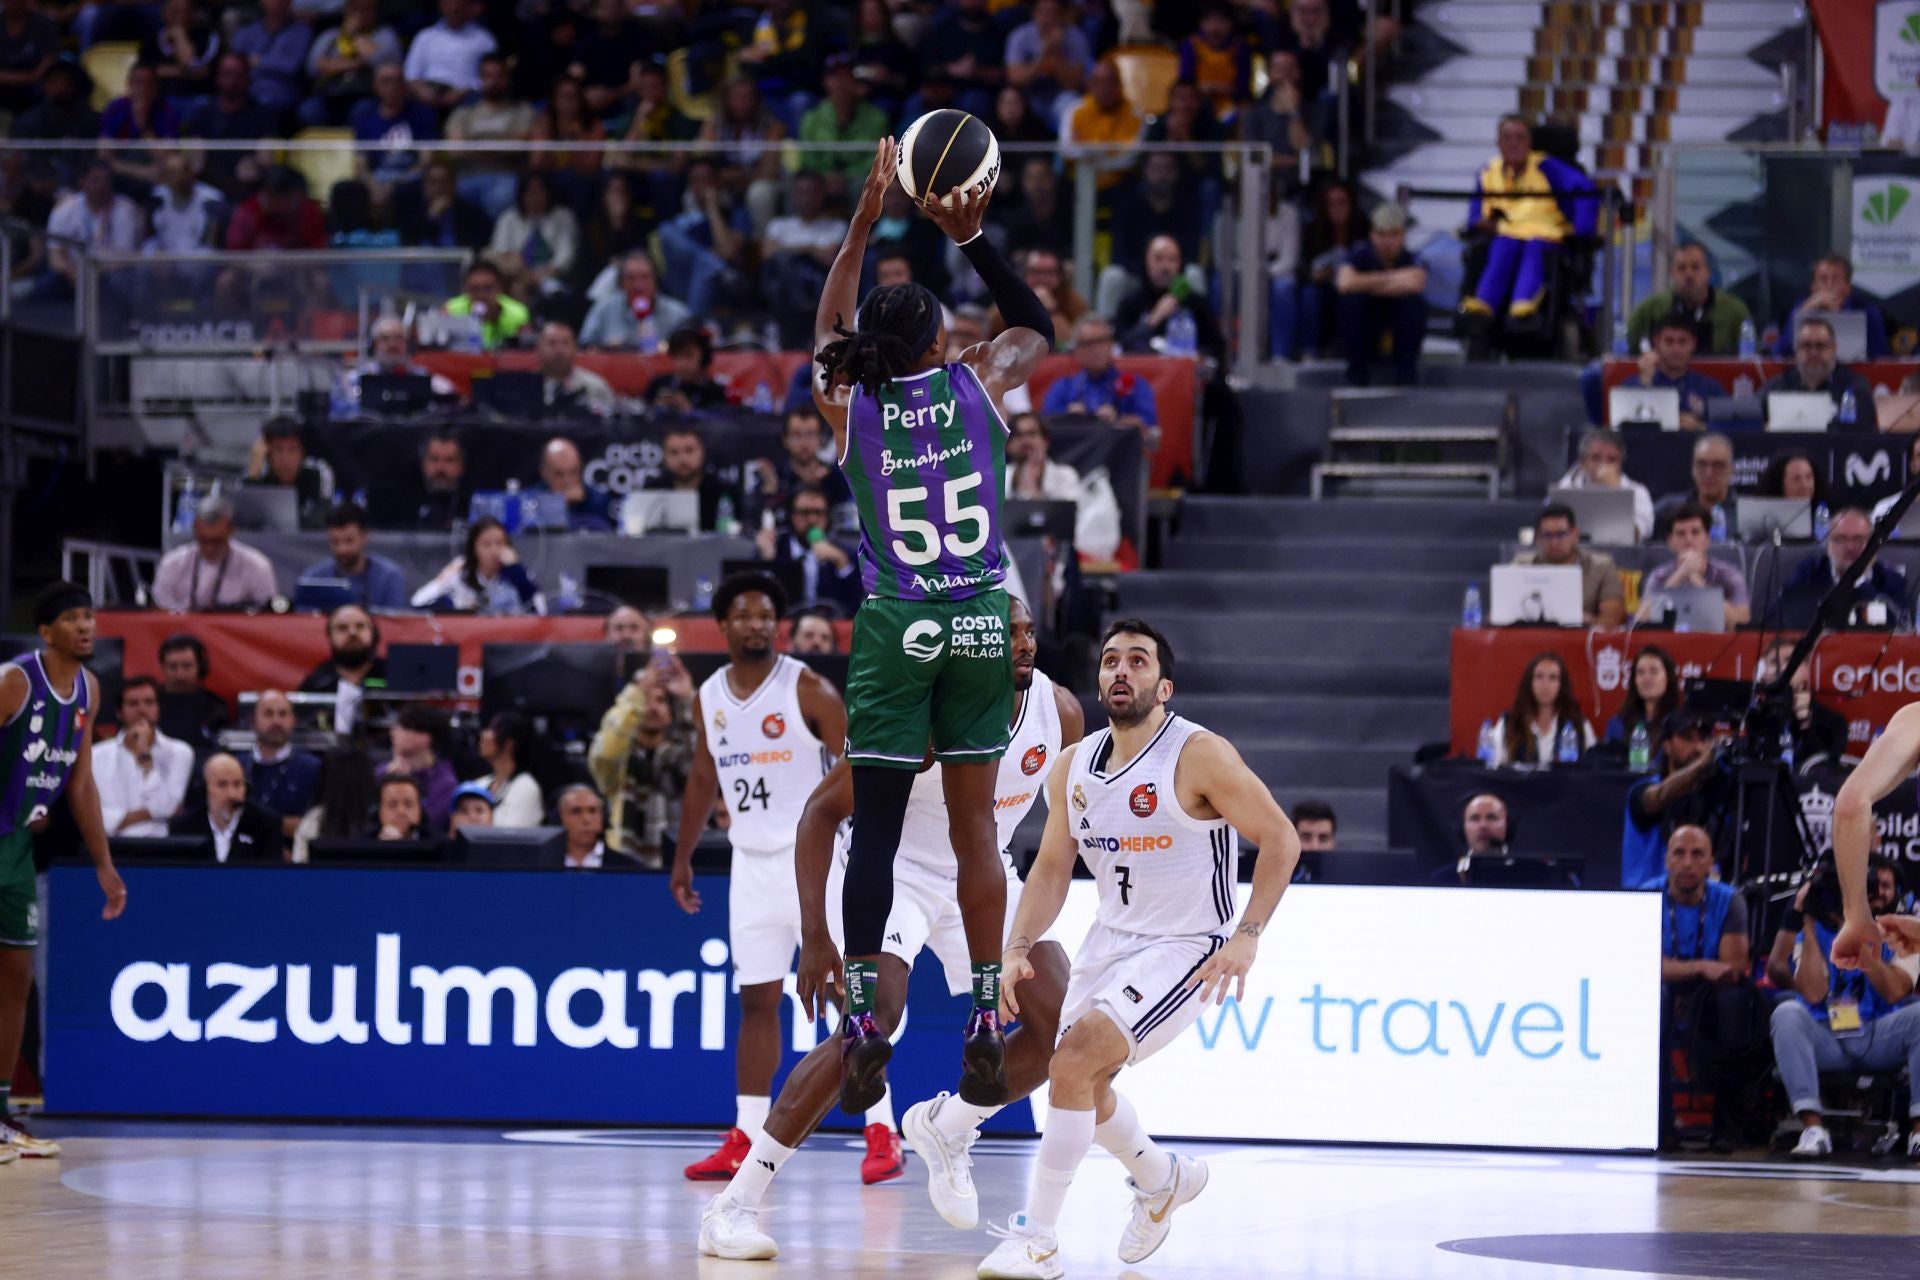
[1461,583,1483,629]
[1838,389,1858,426]
[750,381,774,413]
[692,573,714,612]
[172,479,198,536]
[554,571,582,613]
[1611,317,1629,356]
[1166,310,1197,357]
[637,316,660,355]
[1476,719,1497,766]
[1738,318,1757,358]
[1779,724,1795,771]
[1628,722,1650,772]
[1710,504,1727,544]
[715,494,738,536]
[1814,502,1831,541]
[1556,721,1579,764]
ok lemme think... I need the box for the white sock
[1094,1090,1173,1191]
[1023,1107,1095,1232]
[932,1093,1002,1140]
[735,1094,771,1142]
[725,1132,797,1208]
[865,1084,895,1131]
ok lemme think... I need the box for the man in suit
[753,483,863,617]
[169,753,285,863]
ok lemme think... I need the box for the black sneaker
[839,1010,892,1115]
[957,1008,1008,1106]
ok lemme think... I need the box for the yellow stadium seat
[1107,44,1179,118]
[83,42,140,112]
[286,129,357,203]
[668,47,717,123]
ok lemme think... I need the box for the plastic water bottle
[1556,721,1579,764]
[692,574,714,612]
[1779,724,1795,771]
[1710,504,1727,544]
[172,480,198,536]
[1838,389,1858,426]
[1814,502,1831,541]
[1628,722,1650,772]
[715,494,738,536]
[1738,318,1757,358]
[554,571,581,613]
[1611,317,1629,356]
[1461,583,1483,629]
[750,381,774,413]
[637,316,661,355]
[1166,310,1197,357]
[1476,719,1497,766]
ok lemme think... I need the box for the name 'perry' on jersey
[698,656,831,853]
[1067,715,1238,938]
[841,362,1008,602]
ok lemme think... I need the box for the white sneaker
[1790,1126,1832,1160]
[1906,1129,1920,1162]
[697,1193,777,1260]
[1117,1153,1208,1264]
[903,1093,980,1229]
[978,1214,1064,1279]
[0,1144,17,1166]
[0,1121,59,1158]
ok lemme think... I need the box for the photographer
[1765,856,1920,1161]
[1620,708,1724,890]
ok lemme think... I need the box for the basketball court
[3,1122,1917,1279]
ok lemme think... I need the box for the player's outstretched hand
[1880,914,1920,957]
[999,949,1035,1021]
[1831,913,1881,970]
[1191,930,1257,1006]
[918,181,991,245]
[669,860,701,914]
[796,930,842,1024]
[98,864,127,920]
[854,136,897,230]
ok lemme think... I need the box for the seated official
[150,495,278,612]
[1623,318,1725,431]
[238,690,321,840]
[642,424,745,532]
[533,321,617,418]
[1780,508,1907,625]
[645,326,730,413]
[168,753,285,863]
[298,502,409,610]
[1771,252,1891,359]
[1636,502,1751,626]
[1430,792,1577,888]
[244,415,336,528]
[1602,645,1680,754]
[1651,433,1738,542]
[533,436,616,532]
[1552,427,1653,544]
[332,315,458,417]
[1508,503,1627,627]
[556,783,644,870]
[368,427,471,533]
[1762,317,1878,431]
[1621,709,1724,889]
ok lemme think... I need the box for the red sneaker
[861,1122,905,1185]
[684,1127,752,1181]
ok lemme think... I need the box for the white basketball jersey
[1066,714,1236,938]
[891,669,1065,875]
[699,656,831,854]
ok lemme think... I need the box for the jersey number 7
[1115,864,1133,906]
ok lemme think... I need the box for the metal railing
[60,538,160,609]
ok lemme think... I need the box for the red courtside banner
[1810,0,1895,130]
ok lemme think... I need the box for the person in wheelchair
[1458,115,1598,359]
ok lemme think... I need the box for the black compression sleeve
[958,233,1055,347]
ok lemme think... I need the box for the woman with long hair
[1273,176,1363,359]
[577,171,654,295]
[1756,450,1827,506]
[489,170,579,299]
[475,711,546,828]
[1604,645,1680,754]
[1492,651,1595,767]
[411,517,546,615]
[697,76,786,233]
[291,746,379,862]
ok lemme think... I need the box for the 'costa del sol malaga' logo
[902,619,946,663]
[1864,183,1911,227]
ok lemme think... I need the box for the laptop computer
[1767,391,1836,431]
[358,373,434,417]
[1800,310,1869,363]
[292,577,360,613]
[620,490,701,534]
[1641,584,1728,632]
[1608,386,1680,429]
[1489,564,1584,626]
[1548,487,1638,545]
[469,489,568,534]
[384,643,460,694]
[1004,498,1079,540]
[1736,497,1813,541]
[227,485,300,532]
[470,370,544,419]
[1706,395,1764,428]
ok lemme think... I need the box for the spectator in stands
[1458,115,1597,349]
[298,603,385,734]
[13,60,101,190]
[412,516,546,615]
[754,407,853,523]
[448,781,495,835]
[1007,411,1123,561]
[1144,77,1228,217]
[1621,708,1723,888]
[532,322,617,419]
[1653,433,1738,541]
[798,55,889,203]
[1178,4,1252,122]
[372,426,469,531]
[182,53,277,198]
[613,61,700,185]
[1273,0,1340,106]
[1625,317,1725,431]
[293,747,376,861]
[240,690,321,839]
[754,482,863,617]
[1638,502,1752,626]
[1552,427,1653,544]
[1773,252,1890,360]
[406,0,497,111]
[98,60,181,190]
[223,164,326,251]
[991,247,1085,340]
[156,632,228,747]
[245,415,335,528]
[535,434,616,529]
[490,171,578,301]
[528,74,608,197]
[301,0,399,126]
[698,77,786,236]
[0,0,59,117]
[589,661,695,867]
[605,604,652,654]
[41,160,141,300]
[1292,799,1336,852]
[1461,793,1509,857]
[643,424,743,532]
[171,753,285,861]
[656,158,748,321]
[1763,316,1879,431]
[151,495,278,611]
[1603,645,1680,753]
[1242,52,1311,193]
[1508,502,1626,626]
[1766,862,1920,1161]
[923,0,1005,115]
[230,0,308,119]
[1334,203,1427,388]
[1273,178,1363,361]
[297,502,407,609]
[146,149,226,254]
[1658,823,1763,1152]
[380,705,457,830]
[559,784,636,869]
[646,326,729,413]
[788,606,838,655]
[443,52,535,218]
[1063,61,1142,195]
[1489,651,1595,767]
[1759,450,1827,506]
[95,676,194,838]
[761,170,847,349]
[1781,507,1908,623]
[1628,242,1751,354]
[1006,0,1092,120]
[575,0,648,118]
[349,61,439,211]
[1756,639,1849,770]
[993,83,1055,150]
[1111,152,1203,289]
[994,157,1075,260]
[394,160,491,252]
[1115,236,1226,362]
[443,258,530,351]
[581,252,690,352]
[374,774,427,841]
[474,711,545,827]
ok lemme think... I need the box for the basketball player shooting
[811,137,1053,1115]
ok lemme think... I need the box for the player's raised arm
[919,188,1054,399]
[1183,734,1297,1006]
[1832,703,1920,968]
[794,760,856,1021]
[1002,745,1078,1017]
[813,138,898,444]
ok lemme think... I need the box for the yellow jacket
[1473,152,1577,242]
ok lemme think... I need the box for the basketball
[896,109,1001,209]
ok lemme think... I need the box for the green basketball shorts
[0,830,38,947]
[845,590,1015,768]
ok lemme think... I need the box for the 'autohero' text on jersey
[950,612,1007,659]
[715,750,794,768]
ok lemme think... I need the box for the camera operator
[1765,855,1920,1160]
[1621,708,1725,890]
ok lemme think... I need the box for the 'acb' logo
[1130,784,1158,818]
[762,713,786,739]
[1021,745,1047,776]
